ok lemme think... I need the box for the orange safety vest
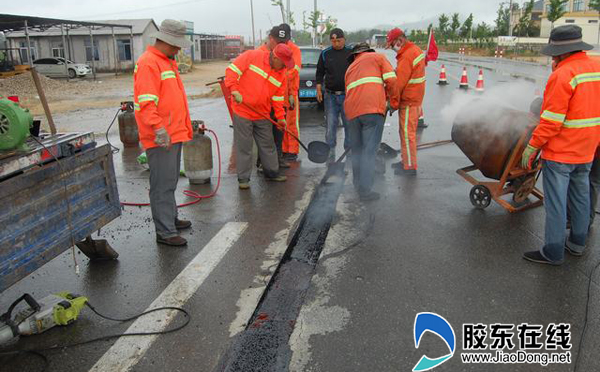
[285,40,302,101]
[395,41,426,108]
[225,49,286,121]
[531,52,600,164]
[343,52,398,120]
[133,46,192,150]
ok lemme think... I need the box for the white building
[540,0,600,45]
[6,19,157,72]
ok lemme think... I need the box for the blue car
[298,47,321,103]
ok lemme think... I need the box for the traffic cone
[475,69,485,92]
[459,67,469,90]
[437,65,448,85]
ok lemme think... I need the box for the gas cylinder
[118,101,139,147]
[183,120,213,184]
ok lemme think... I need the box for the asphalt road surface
[1,52,598,372]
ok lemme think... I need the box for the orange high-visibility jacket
[530,52,600,164]
[286,40,302,102]
[225,50,286,121]
[395,41,426,108]
[344,52,398,120]
[133,46,192,150]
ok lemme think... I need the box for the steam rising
[440,80,539,128]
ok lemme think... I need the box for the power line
[70,0,212,20]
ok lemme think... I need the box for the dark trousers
[147,143,182,238]
[347,113,385,195]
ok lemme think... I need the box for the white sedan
[33,57,92,79]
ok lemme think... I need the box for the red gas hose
[120,128,222,208]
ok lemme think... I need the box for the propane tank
[183,120,213,184]
[0,98,33,151]
[118,101,139,147]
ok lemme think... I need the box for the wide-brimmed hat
[541,25,593,57]
[348,42,375,62]
[151,19,192,49]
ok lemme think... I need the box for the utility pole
[250,0,256,47]
[508,0,513,37]
[313,0,317,47]
[286,0,291,24]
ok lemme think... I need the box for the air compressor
[183,120,213,184]
[0,98,33,151]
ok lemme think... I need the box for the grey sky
[4,0,504,41]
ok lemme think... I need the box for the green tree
[547,0,568,30]
[460,13,474,40]
[590,0,600,46]
[495,3,510,36]
[438,14,449,43]
[514,0,534,36]
[450,13,461,41]
[474,22,491,47]
[271,0,286,23]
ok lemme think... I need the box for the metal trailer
[456,128,544,213]
[0,133,120,292]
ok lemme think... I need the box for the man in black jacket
[316,28,352,159]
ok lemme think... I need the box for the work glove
[289,95,295,110]
[521,144,539,170]
[386,101,397,117]
[277,119,287,130]
[232,91,243,104]
[154,127,171,148]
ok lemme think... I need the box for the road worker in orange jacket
[521,25,600,265]
[386,28,426,176]
[258,25,292,168]
[344,43,398,201]
[278,24,303,161]
[134,20,193,247]
[224,43,295,189]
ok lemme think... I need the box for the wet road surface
[1,53,599,372]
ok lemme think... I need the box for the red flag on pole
[426,28,439,63]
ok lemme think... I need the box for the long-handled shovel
[241,102,331,164]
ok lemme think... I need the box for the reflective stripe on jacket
[530,52,600,164]
[395,41,426,108]
[133,46,192,150]
[343,52,398,120]
[225,49,286,121]
[285,40,302,103]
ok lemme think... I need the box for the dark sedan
[298,47,321,103]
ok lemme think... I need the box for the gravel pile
[0,73,98,99]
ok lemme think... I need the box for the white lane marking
[228,178,318,337]
[89,222,248,372]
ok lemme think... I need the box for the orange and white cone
[475,69,485,92]
[459,67,469,90]
[437,65,448,85]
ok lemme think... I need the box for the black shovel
[242,103,331,164]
